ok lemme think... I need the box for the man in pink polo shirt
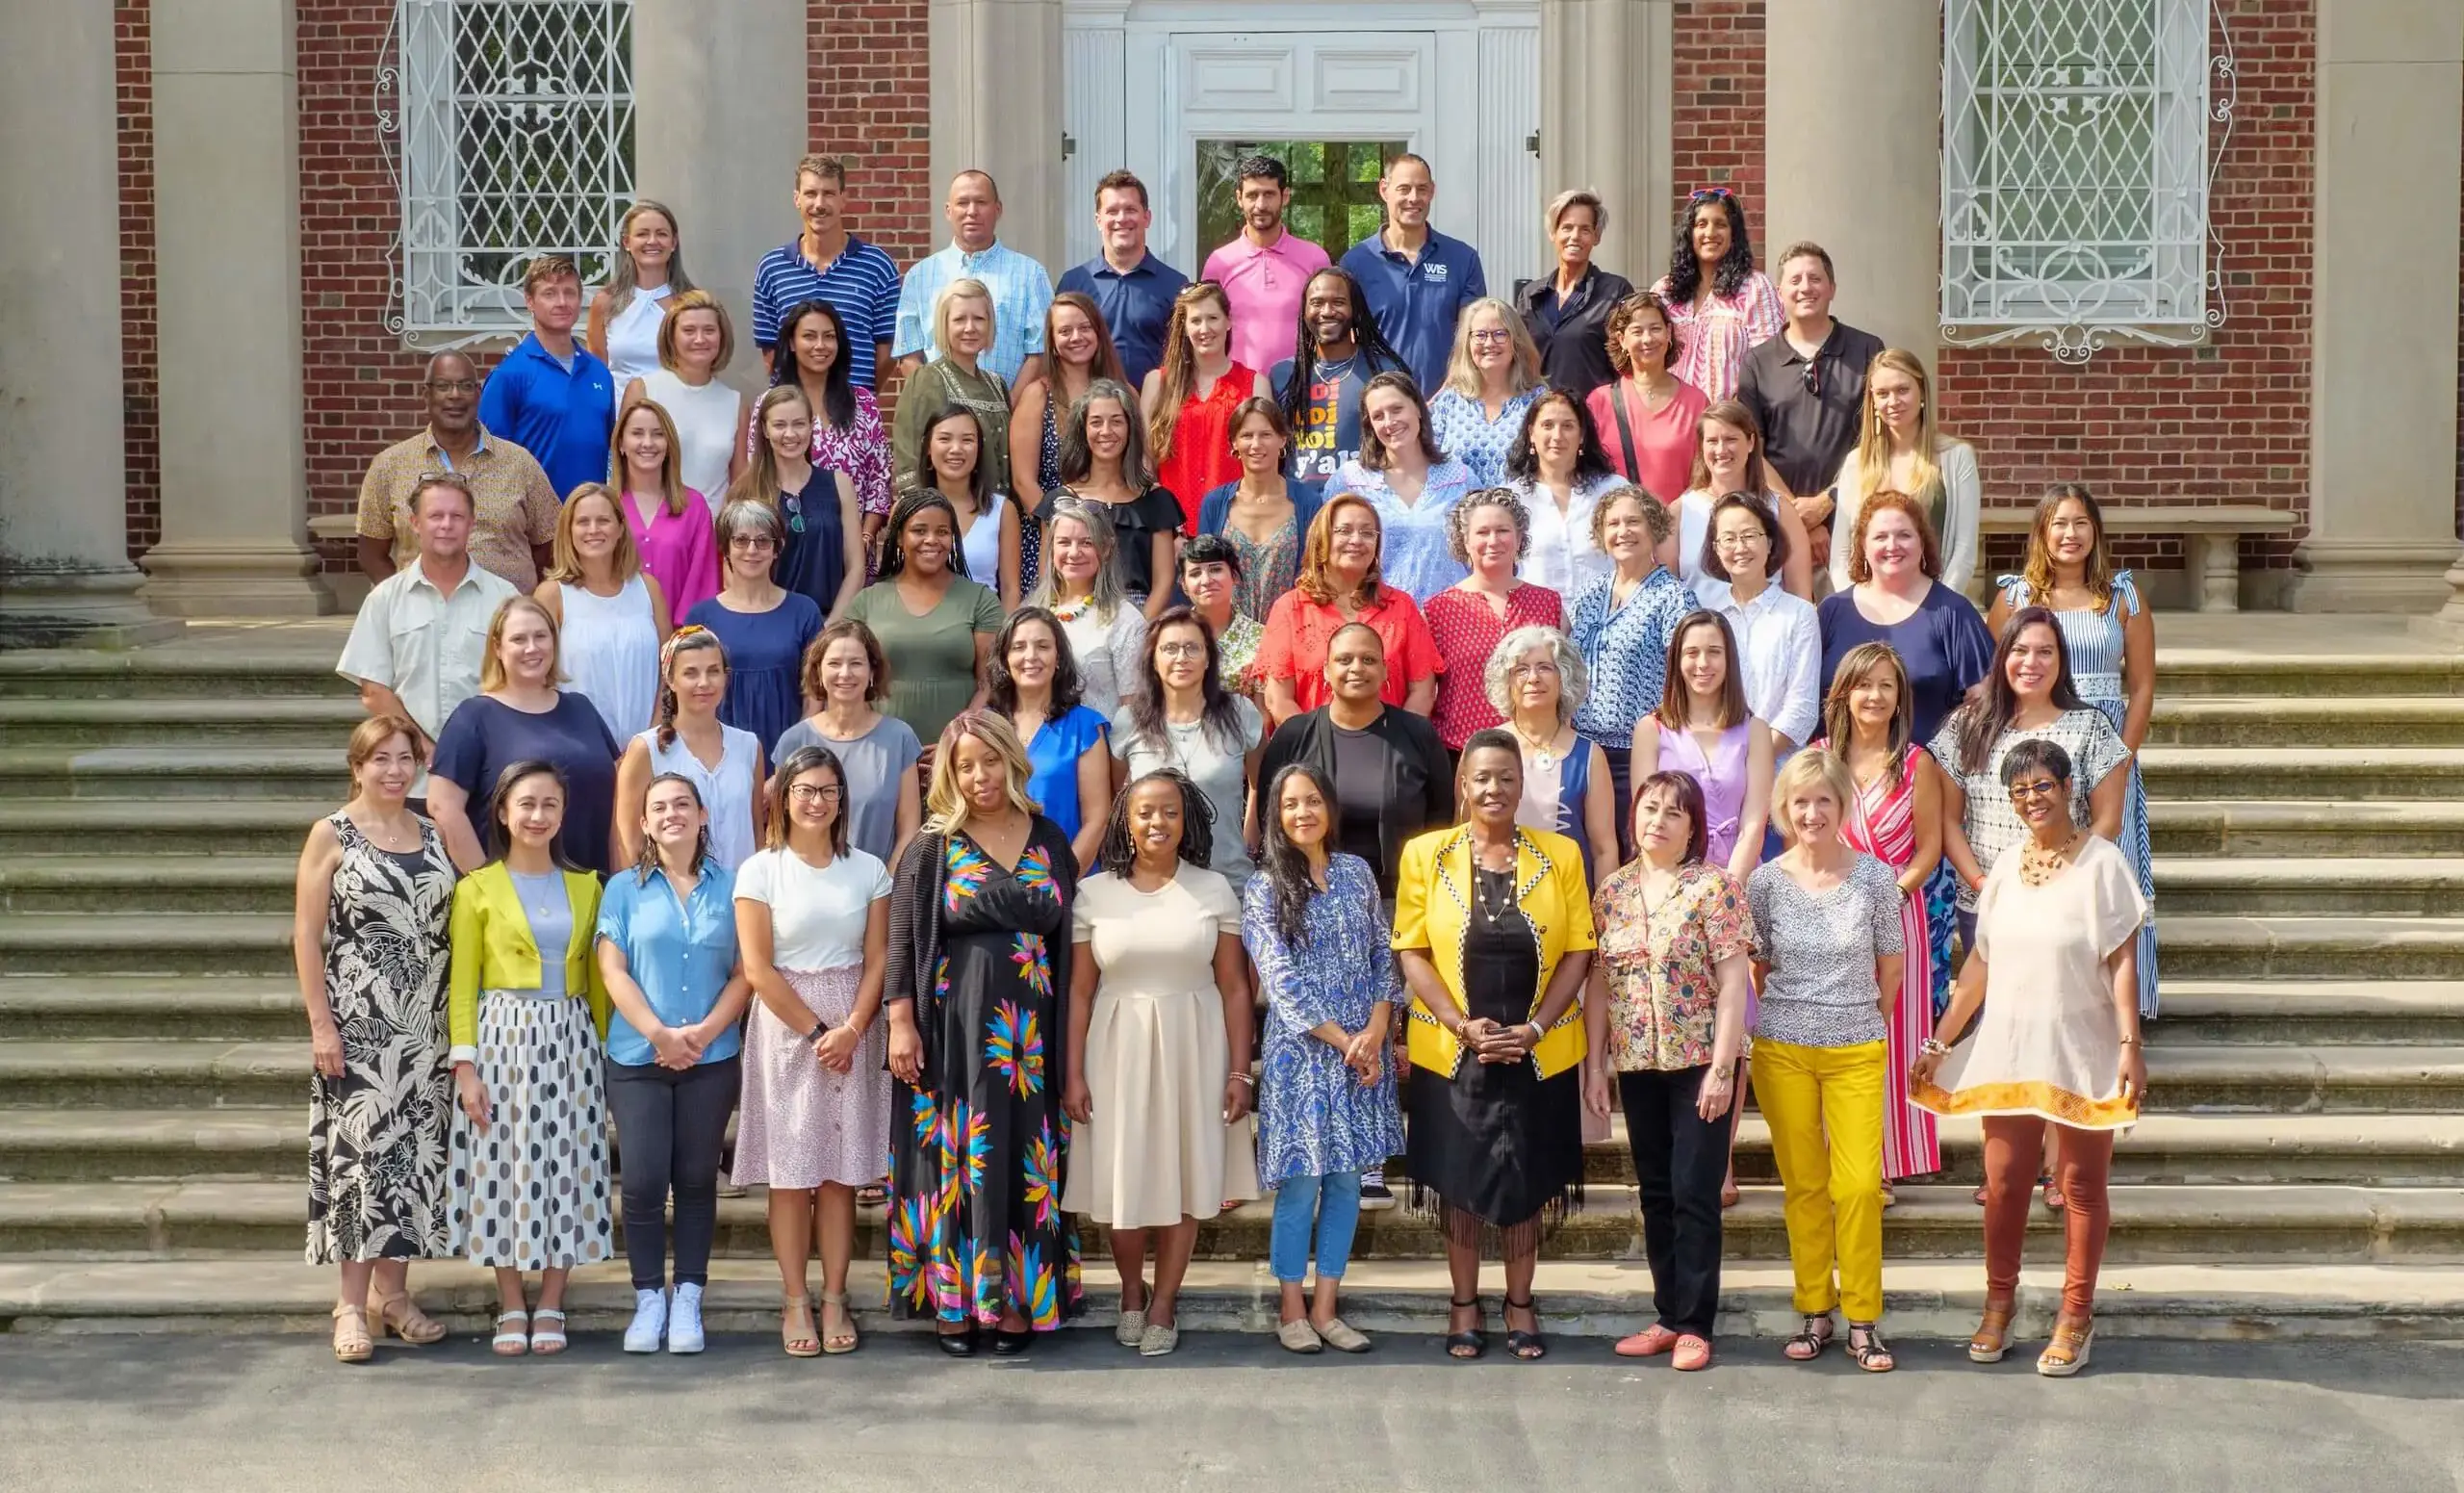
[1201,154,1331,375]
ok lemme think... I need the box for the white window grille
[1940,0,2235,362]
[380,0,636,342]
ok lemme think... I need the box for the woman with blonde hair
[1673,399,1813,600]
[297,715,459,1362]
[1429,297,1546,487]
[1827,348,1981,595]
[623,288,742,502]
[1143,281,1271,529]
[1255,493,1442,727]
[428,597,623,874]
[611,396,719,619]
[1012,291,1131,591]
[535,482,672,742]
[614,627,764,871]
[892,278,1013,492]
[883,711,1085,1355]
[732,383,865,621]
[589,199,694,395]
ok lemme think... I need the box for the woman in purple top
[1630,611,1776,888]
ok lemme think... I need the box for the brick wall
[1669,0,1766,253]
[115,3,158,562]
[808,0,933,267]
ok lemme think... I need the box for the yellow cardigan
[447,862,609,1051]
[1392,825,1596,1080]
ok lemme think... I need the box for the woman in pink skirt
[732,742,893,1355]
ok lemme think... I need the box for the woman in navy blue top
[686,498,825,759]
[428,596,623,875]
[1815,491,1995,747]
[988,605,1112,874]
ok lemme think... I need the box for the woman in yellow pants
[1745,749,1906,1371]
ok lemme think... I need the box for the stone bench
[1976,504,2297,612]
[307,514,371,610]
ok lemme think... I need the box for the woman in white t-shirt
[731,742,894,1357]
[624,289,746,504]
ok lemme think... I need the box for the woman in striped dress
[1814,643,1943,1197]
[1988,485,2158,1020]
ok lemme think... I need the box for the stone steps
[2148,654,2464,699]
[0,915,295,978]
[2144,694,2464,747]
[2155,980,2464,1043]
[2152,858,2464,916]
[0,696,366,750]
[2149,799,2464,858]
[2159,915,2464,980]
[0,799,336,857]
[0,858,303,916]
[0,979,308,1041]
[0,650,355,701]
[2137,746,2464,800]
[0,747,345,802]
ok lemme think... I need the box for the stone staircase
[2,618,2461,1339]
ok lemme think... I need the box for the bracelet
[2117,1035,2140,1047]
[1525,1021,1546,1045]
[1230,1071,1256,1088]
[1919,1038,1949,1058]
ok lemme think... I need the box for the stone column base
[2409,549,2464,644]
[2289,537,2460,615]
[0,562,185,650]
[137,537,336,618]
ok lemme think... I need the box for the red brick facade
[809,0,934,267]
[115,4,159,560]
[1669,0,1766,230]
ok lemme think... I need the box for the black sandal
[1445,1296,1486,1360]
[1846,1321,1896,1373]
[1502,1295,1547,1360]
[1783,1314,1835,1361]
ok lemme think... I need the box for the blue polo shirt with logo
[1339,227,1489,399]
[475,333,616,502]
[1056,250,1190,391]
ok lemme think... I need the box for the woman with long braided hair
[614,626,765,871]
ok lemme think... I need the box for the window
[387,0,636,340]
[1941,0,2227,360]
[1194,141,1405,267]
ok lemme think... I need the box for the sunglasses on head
[1688,187,1736,204]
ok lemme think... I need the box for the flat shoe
[1671,1334,1713,1372]
[1615,1325,1680,1358]
[1138,1322,1179,1357]
[1277,1318,1323,1353]
[1116,1307,1147,1348]
[935,1326,978,1358]
[991,1328,1035,1356]
[1316,1317,1372,1354]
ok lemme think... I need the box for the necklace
[2019,830,2085,887]
[1511,719,1558,772]
[1474,864,1518,923]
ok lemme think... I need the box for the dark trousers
[1620,1066,1730,1336]
[605,1055,740,1290]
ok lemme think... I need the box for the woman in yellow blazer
[447,759,615,1357]
[1393,727,1597,1362]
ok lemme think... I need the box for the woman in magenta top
[1423,490,1564,752]
[613,397,720,619]
[1586,290,1709,504]
[1645,190,1781,402]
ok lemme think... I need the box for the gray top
[774,712,925,865]
[1746,854,1904,1048]
[1109,696,1264,889]
[509,870,572,1001]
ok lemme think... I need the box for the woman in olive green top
[843,490,1004,753]
[890,277,1012,494]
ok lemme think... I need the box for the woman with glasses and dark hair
[908,403,1020,609]
[1587,290,1709,502]
[1647,187,1781,400]
[843,489,1005,752]
[757,297,893,551]
[1913,737,2148,1378]
[1052,378,1183,615]
[1112,605,1266,891]
[1143,281,1271,530]
[682,500,826,760]
[988,605,1113,874]
[1503,389,1629,597]
[1333,371,1476,603]
[1696,491,1823,758]
[1196,398,1325,621]
[732,743,896,1356]
[1063,769,1259,1356]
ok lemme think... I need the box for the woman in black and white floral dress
[295,715,459,1363]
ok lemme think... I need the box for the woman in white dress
[1027,497,1147,722]
[588,200,691,398]
[534,483,671,743]
[625,289,745,503]
[613,629,765,871]
[911,404,1020,610]
[1062,769,1259,1356]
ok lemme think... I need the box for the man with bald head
[355,351,560,590]
[892,168,1053,386]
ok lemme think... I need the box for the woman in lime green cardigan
[448,759,613,1357]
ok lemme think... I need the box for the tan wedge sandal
[331,1302,373,1364]
[371,1289,447,1346]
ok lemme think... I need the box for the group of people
[309,155,2158,1377]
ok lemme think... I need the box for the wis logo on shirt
[1426,264,1450,283]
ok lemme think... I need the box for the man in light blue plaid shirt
[892,169,1055,388]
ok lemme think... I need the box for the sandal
[2037,1316,2094,1377]
[1973,1185,1990,1206]
[856,1183,886,1207]
[331,1302,373,1364]
[2040,1174,2066,1211]
[1845,1321,1896,1373]
[1782,1314,1835,1361]
[820,1290,860,1354]
[1720,1179,1741,1210]
[1445,1296,1486,1360]
[1502,1295,1547,1360]
[1881,1182,1897,1209]
[781,1297,822,1358]
[1968,1299,2016,1364]
[528,1307,568,1355]
[491,1309,530,1357]
[371,1288,447,1347]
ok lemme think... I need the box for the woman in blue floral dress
[884,711,1084,1356]
[1244,761,1405,1353]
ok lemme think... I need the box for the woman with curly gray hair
[1423,488,1564,757]
[1486,625,1616,891]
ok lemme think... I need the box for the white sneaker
[667,1282,706,1354]
[624,1287,667,1353]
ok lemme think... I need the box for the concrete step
[0,799,336,858]
[2140,1045,2464,1112]
[0,747,346,801]
[2161,915,2464,980]
[0,979,304,1041]
[12,1255,2463,1342]
[0,696,366,750]
[5,1179,2456,1265]
[2143,695,2464,749]
[0,648,353,701]
[2137,746,2464,801]
[2154,980,2464,1044]
[2153,857,2464,916]
[0,858,300,916]
[2150,799,2464,858]
[2151,652,2464,700]
[0,1042,303,1109]
[0,915,293,979]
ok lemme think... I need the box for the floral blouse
[1590,859,1751,1071]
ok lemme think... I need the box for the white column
[632,0,807,397]
[1539,0,1675,286]
[931,0,1066,270]
[1761,0,1939,360]
[141,0,332,616]
[0,0,169,645]
[2296,0,2464,618]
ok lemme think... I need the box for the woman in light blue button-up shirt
[1333,372,1476,604]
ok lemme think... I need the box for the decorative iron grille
[381,0,636,343]
[1940,0,2235,362]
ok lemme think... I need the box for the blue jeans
[1270,1172,1364,1284]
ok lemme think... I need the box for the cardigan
[447,862,608,1055]
[1391,825,1597,1080]
[884,816,1081,1094]
[1254,705,1454,898]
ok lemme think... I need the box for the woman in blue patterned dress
[1245,761,1406,1354]
[883,710,1085,1356]
[1987,485,2158,1019]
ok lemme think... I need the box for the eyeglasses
[1468,329,1514,346]
[1330,525,1380,543]
[1155,641,1209,660]
[728,534,777,552]
[425,379,479,396]
[2006,779,2065,803]
[779,494,806,535]
[787,783,844,804]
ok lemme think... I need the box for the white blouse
[1510,473,1621,598]
[603,284,672,398]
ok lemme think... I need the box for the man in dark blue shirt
[1055,169,1188,390]
[475,256,615,502]
[1337,153,1487,398]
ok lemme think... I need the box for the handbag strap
[1609,382,1643,482]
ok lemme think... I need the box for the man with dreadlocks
[1270,267,1407,485]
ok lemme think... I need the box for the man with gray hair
[893,168,1054,386]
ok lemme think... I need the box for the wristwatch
[805,1021,833,1048]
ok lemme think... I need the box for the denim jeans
[1270,1171,1364,1283]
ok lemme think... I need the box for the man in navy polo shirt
[476,256,615,502]
[1056,169,1187,390]
[750,153,901,389]
[1338,153,1487,399]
